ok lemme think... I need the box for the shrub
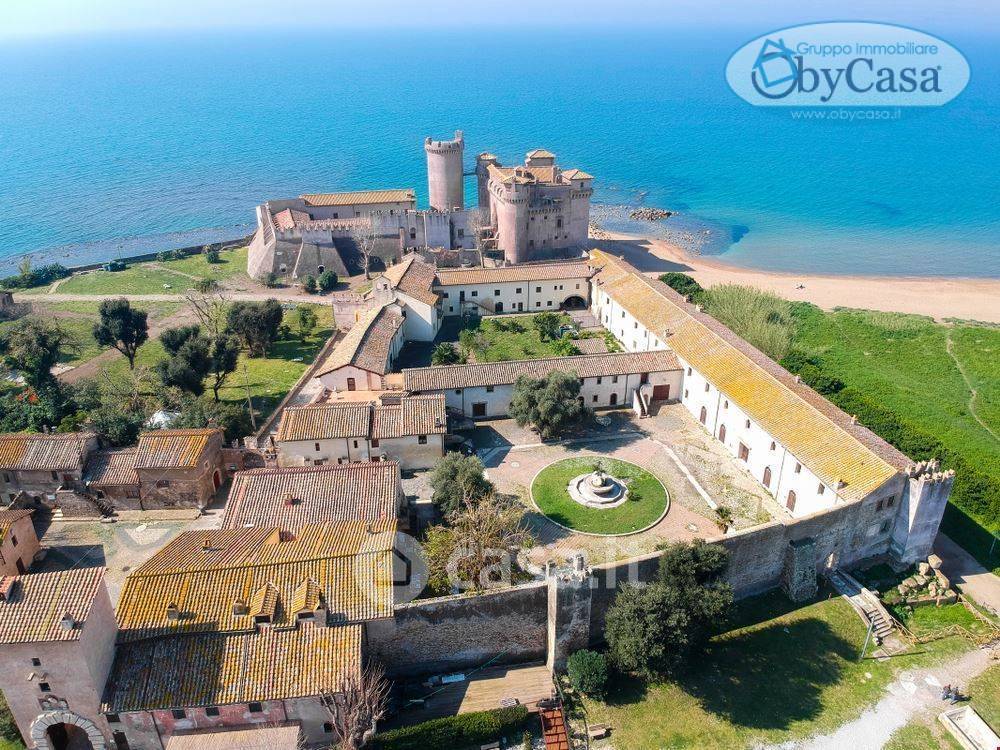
[195,278,219,293]
[303,275,318,294]
[0,262,71,290]
[373,705,530,750]
[431,342,463,366]
[204,247,221,263]
[429,452,493,516]
[317,269,338,292]
[156,251,171,263]
[658,272,705,301]
[567,649,609,697]
[261,272,280,288]
[701,284,794,361]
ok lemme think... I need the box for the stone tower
[424,130,465,211]
[475,152,499,211]
[890,460,956,563]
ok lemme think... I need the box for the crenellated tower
[424,130,465,211]
[890,460,956,564]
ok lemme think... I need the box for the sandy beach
[592,230,1000,324]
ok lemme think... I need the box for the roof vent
[166,603,180,621]
[850,414,858,425]
[283,492,297,507]
[366,522,375,535]
[794,375,801,383]
[233,598,248,616]
[59,612,75,630]
[202,537,213,551]
[0,577,16,602]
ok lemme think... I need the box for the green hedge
[780,349,1000,569]
[373,705,530,750]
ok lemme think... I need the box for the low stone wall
[367,582,548,677]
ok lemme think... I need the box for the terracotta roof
[316,304,403,377]
[277,403,372,441]
[527,149,556,159]
[104,624,361,712]
[221,463,401,531]
[0,432,94,472]
[434,260,592,287]
[276,395,445,442]
[371,395,447,440]
[134,429,220,469]
[115,519,396,641]
[300,189,415,207]
[572,337,608,355]
[404,350,680,392]
[272,208,311,230]
[561,169,594,181]
[0,567,105,644]
[589,250,908,501]
[166,726,303,750]
[380,256,439,306]
[84,448,139,487]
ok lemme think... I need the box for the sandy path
[592,231,1000,324]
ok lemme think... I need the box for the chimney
[60,612,75,630]
[166,603,180,621]
[850,414,858,425]
[283,492,296,507]
[793,375,801,383]
[202,537,212,551]
[233,598,248,616]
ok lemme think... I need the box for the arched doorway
[561,295,586,310]
[30,712,106,750]
[47,723,94,750]
[786,490,797,512]
[213,469,222,490]
[610,393,618,406]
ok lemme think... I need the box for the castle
[247,131,593,280]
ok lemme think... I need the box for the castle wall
[366,582,549,677]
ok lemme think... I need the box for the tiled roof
[371,395,447,440]
[403,350,680,392]
[222,463,400,531]
[300,189,415,207]
[84,448,139,487]
[561,168,594,181]
[104,624,361,711]
[527,149,556,159]
[276,395,446,442]
[115,519,396,641]
[380,256,439,305]
[316,304,403,376]
[434,260,592,287]
[589,250,908,501]
[0,567,105,644]
[572,337,608,355]
[272,208,312,230]
[277,403,372,441]
[166,725,303,750]
[134,429,220,469]
[0,432,94,472]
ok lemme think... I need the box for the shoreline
[591,230,1000,324]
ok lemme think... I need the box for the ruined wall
[366,582,548,677]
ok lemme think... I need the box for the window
[10,535,16,547]
[409,229,416,240]
[596,377,602,384]
[471,290,478,297]
[455,389,461,395]
[323,722,334,734]
[516,287,522,294]
[536,286,541,293]
[557,218,563,228]
[738,443,750,462]
[51,471,58,481]
[2,473,9,483]
[818,484,825,495]
[457,228,464,238]
[205,707,219,717]
[346,377,356,392]
[887,496,896,508]
[353,440,359,449]
[535,301,541,307]
[684,389,689,398]
[723,400,729,409]
[880,520,891,534]
[371,439,379,448]
[494,289,500,296]
[172,709,186,720]
[592,394,599,403]
[876,499,884,511]
[315,443,321,452]
[794,463,802,474]
[762,466,772,487]
[769,441,776,451]
[634,322,638,329]
[612,375,619,384]
[113,731,130,750]
[418,435,427,444]
[441,291,449,298]
[248,702,263,714]
[744,419,751,429]
[39,682,50,692]
[30,657,41,667]
[106,713,120,723]
[547,300,553,306]
[718,424,727,442]
[786,490,797,511]
[704,383,710,392]
[486,385,494,393]
[155,479,170,489]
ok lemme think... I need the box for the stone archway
[561,295,587,310]
[30,711,106,750]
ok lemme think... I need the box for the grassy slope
[530,457,669,534]
[583,591,971,749]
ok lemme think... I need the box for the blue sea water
[1,28,998,277]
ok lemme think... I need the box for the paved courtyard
[472,403,782,566]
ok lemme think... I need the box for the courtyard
[474,402,782,566]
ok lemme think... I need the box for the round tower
[476,152,500,211]
[424,130,465,211]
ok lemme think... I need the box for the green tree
[318,269,339,292]
[429,452,493,517]
[0,384,73,433]
[431,342,463,366]
[303,275,318,294]
[173,396,253,442]
[293,306,319,342]
[532,311,563,342]
[226,299,283,357]
[208,335,240,401]
[93,297,149,369]
[156,325,212,396]
[195,278,219,294]
[204,246,221,263]
[605,540,733,678]
[658,272,705,301]
[88,405,146,446]
[0,318,73,390]
[509,371,590,440]
[551,336,581,357]
[566,650,609,698]
[458,329,488,360]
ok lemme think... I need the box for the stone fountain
[568,468,628,509]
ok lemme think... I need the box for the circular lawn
[530,457,669,536]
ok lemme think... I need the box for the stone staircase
[828,569,896,643]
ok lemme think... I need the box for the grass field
[458,314,576,362]
[530,457,669,534]
[885,721,963,750]
[582,590,972,749]
[26,246,249,296]
[969,663,1000,730]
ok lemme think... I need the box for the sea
[1,27,998,277]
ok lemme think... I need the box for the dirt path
[934,534,1000,616]
[945,330,1000,443]
[765,646,995,749]
[16,290,313,304]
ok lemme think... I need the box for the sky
[2,0,997,38]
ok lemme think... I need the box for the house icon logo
[751,38,798,89]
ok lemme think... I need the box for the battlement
[905,459,955,482]
[425,130,465,152]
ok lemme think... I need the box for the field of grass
[969,663,1000,730]
[458,314,575,362]
[787,304,1000,569]
[27,246,249,296]
[885,721,962,750]
[892,601,997,640]
[530,457,669,534]
[582,590,972,749]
